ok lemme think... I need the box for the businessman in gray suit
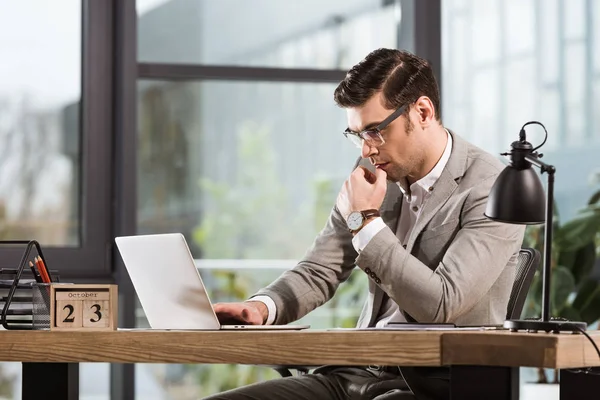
[208,48,525,400]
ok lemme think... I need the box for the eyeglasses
[342,105,407,149]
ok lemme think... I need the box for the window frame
[0,0,114,280]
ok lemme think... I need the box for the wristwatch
[346,209,381,233]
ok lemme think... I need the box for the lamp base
[504,319,587,333]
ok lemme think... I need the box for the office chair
[506,247,541,319]
[273,247,542,380]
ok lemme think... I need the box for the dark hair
[334,48,441,121]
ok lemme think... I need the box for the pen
[35,257,51,284]
[28,261,42,283]
[37,256,52,283]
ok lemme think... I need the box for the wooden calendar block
[55,300,83,328]
[82,300,110,328]
[49,284,118,331]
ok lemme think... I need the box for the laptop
[115,233,309,331]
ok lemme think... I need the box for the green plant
[522,188,600,383]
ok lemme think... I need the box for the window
[0,1,81,246]
[0,2,114,398]
[442,0,600,222]
[137,0,400,69]
[134,79,369,397]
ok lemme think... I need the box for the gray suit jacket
[254,132,525,328]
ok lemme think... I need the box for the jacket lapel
[381,180,403,233]
[405,131,468,252]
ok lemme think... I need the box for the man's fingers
[213,303,226,313]
[213,303,249,324]
[355,166,378,184]
[355,166,368,175]
[375,167,387,183]
[238,309,247,323]
[362,167,377,184]
[214,303,240,318]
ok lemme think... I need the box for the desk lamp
[484,121,587,333]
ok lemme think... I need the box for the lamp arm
[524,153,555,322]
[524,154,556,175]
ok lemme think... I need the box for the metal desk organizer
[0,240,59,330]
[31,283,52,330]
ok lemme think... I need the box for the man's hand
[213,301,268,325]
[336,166,388,220]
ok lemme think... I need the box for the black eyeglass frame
[342,104,407,148]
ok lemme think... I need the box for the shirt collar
[397,129,453,196]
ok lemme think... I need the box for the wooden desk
[443,330,600,369]
[442,330,600,400]
[2,329,599,400]
[0,329,443,366]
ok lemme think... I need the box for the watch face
[347,211,363,230]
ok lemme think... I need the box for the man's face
[345,92,426,183]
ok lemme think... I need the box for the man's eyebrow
[348,121,382,133]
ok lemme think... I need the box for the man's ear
[414,96,435,127]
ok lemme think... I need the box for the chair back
[506,248,541,319]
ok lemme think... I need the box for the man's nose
[361,140,377,159]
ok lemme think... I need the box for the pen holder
[0,240,56,330]
[31,283,51,330]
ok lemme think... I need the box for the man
[208,48,525,400]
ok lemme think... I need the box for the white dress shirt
[254,131,453,326]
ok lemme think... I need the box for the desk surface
[0,330,444,366]
[0,329,598,368]
[443,330,600,369]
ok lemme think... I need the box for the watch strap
[349,209,381,233]
[360,209,381,220]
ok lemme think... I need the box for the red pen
[35,257,51,284]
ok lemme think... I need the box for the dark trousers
[204,366,450,400]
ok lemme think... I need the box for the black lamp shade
[485,166,546,224]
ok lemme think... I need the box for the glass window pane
[470,68,501,151]
[564,43,586,147]
[0,363,20,399]
[137,0,402,69]
[0,1,81,246]
[540,0,559,84]
[442,0,600,221]
[137,80,359,258]
[135,79,368,397]
[471,0,501,65]
[442,15,469,106]
[595,0,600,72]
[80,364,110,400]
[506,0,535,56]
[564,0,585,40]
[504,58,537,142]
[595,82,600,145]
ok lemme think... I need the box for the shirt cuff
[351,217,386,253]
[248,295,277,325]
